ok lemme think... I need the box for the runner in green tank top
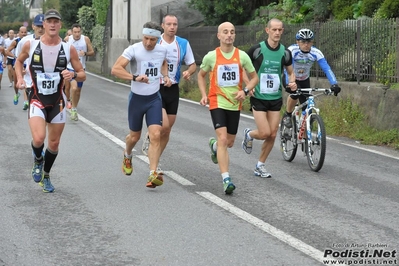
[241,18,297,178]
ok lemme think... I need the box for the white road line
[341,143,399,160]
[163,171,195,186]
[78,116,125,148]
[77,113,195,186]
[197,191,345,266]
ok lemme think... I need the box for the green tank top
[254,41,285,100]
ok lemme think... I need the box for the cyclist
[282,28,341,128]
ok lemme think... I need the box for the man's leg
[160,111,177,155]
[282,96,298,128]
[70,80,80,121]
[71,81,82,109]
[64,80,72,108]
[40,123,65,193]
[7,62,14,86]
[29,116,47,183]
[258,111,280,162]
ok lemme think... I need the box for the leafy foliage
[188,0,253,25]
[374,52,396,85]
[376,0,399,18]
[331,0,358,20]
[77,6,96,40]
[0,0,29,23]
[42,0,60,13]
[60,0,92,28]
[361,0,384,17]
[92,0,109,26]
[91,24,105,58]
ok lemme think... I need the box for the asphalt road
[1,70,398,266]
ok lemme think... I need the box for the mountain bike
[279,88,333,172]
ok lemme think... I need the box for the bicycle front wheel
[280,115,297,162]
[305,114,326,172]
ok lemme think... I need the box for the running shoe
[146,171,164,188]
[9,82,13,87]
[282,113,293,128]
[42,175,55,193]
[32,159,44,183]
[23,101,29,110]
[13,92,20,105]
[70,109,78,121]
[208,137,218,164]
[223,177,236,194]
[141,132,150,156]
[122,154,133,175]
[67,100,72,109]
[254,164,272,178]
[242,128,253,154]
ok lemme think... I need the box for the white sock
[257,161,264,167]
[212,141,217,152]
[247,131,253,139]
[124,152,132,158]
[221,172,230,180]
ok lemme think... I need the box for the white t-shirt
[66,34,87,69]
[122,42,167,95]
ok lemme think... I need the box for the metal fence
[178,19,399,85]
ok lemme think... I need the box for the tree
[0,0,28,23]
[361,0,384,17]
[377,0,399,18]
[93,0,109,26]
[60,0,92,28]
[188,0,273,25]
[43,0,60,13]
[331,0,358,20]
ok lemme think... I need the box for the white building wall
[106,0,152,73]
[112,1,151,40]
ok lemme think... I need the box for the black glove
[330,84,341,96]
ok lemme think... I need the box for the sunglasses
[299,40,313,44]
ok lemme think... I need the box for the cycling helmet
[296,29,314,41]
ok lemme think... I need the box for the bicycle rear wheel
[305,114,326,172]
[280,115,297,162]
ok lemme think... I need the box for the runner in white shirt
[15,14,45,110]
[111,21,172,189]
[64,23,95,121]
[4,29,15,87]
[141,14,197,160]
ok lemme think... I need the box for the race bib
[141,61,161,84]
[217,64,240,87]
[260,73,280,94]
[37,72,60,95]
[165,58,178,83]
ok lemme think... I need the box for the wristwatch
[132,75,138,81]
[73,72,77,79]
[243,88,250,95]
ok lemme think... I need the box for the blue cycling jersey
[287,44,337,85]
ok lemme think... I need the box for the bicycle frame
[280,88,332,171]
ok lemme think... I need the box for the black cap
[44,9,62,20]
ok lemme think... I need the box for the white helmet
[296,29,314,41]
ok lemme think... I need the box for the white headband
[142,28,161,38]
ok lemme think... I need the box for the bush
[92,25,105,59]
[374,52,396,85]
[361,0,384,17]
[77,6,96,40]
[331,0,358,20]
[92,0,110,26]
[377,0,399,18]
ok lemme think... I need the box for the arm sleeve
[318,58,337,85]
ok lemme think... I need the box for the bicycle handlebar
[288,87,333,96]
